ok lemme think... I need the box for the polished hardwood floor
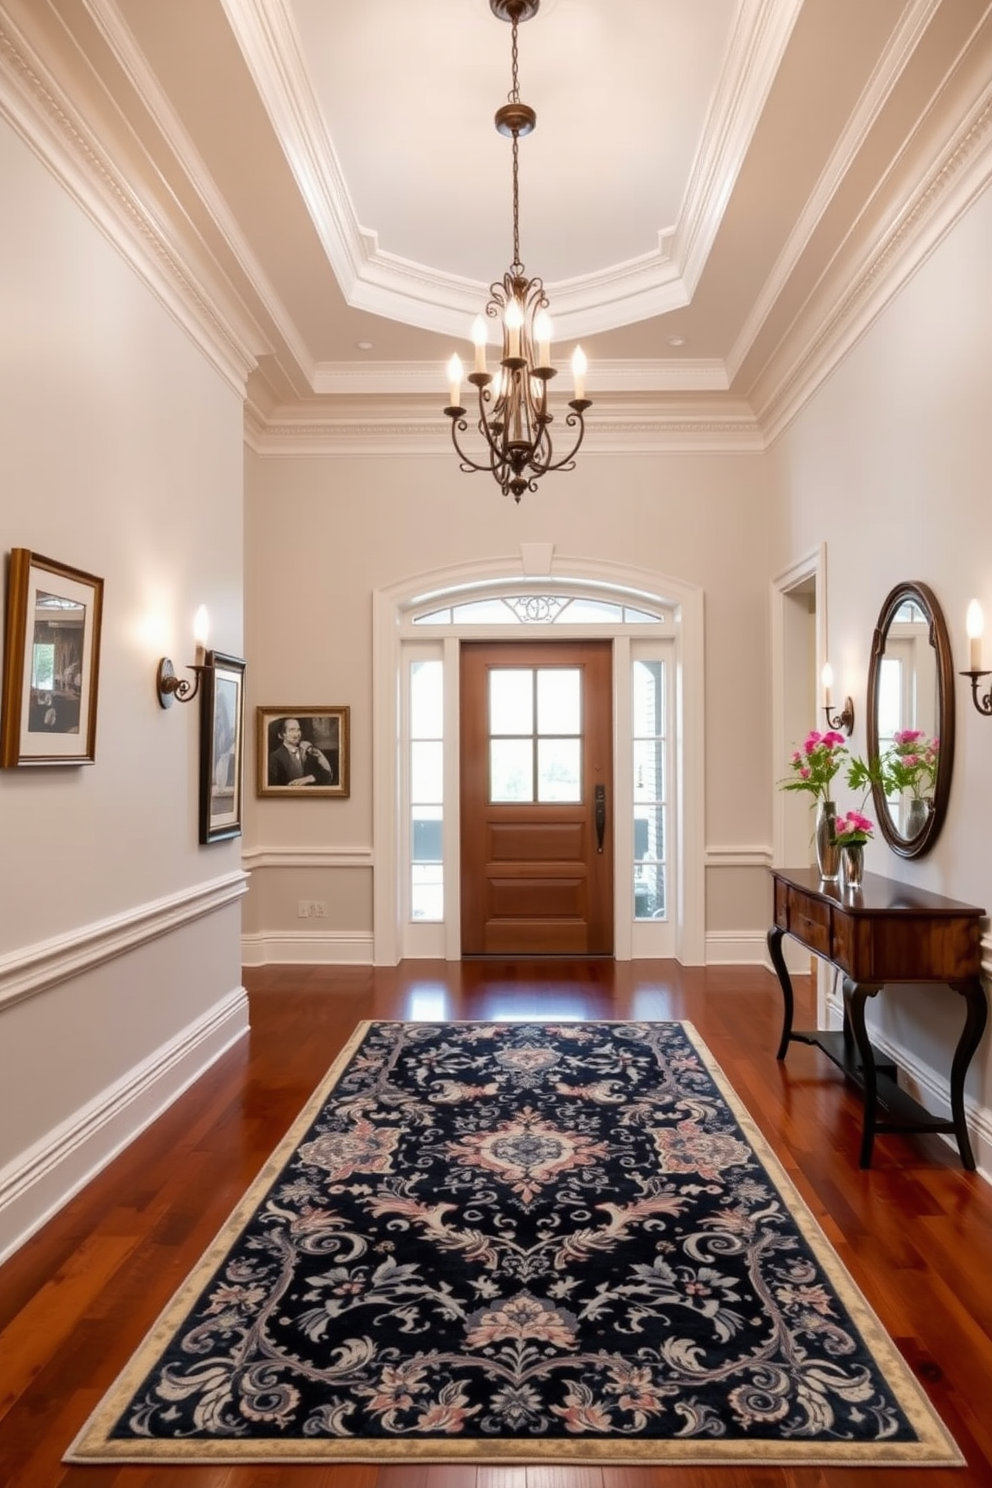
[2,959,991,1487]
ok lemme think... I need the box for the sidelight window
[409,658,444,921]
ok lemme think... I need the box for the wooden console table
[767,867,987,1168]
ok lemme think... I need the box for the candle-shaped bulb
[967,599,984,670]
[572,344,587,401]
[821,662,834,699]
[534,308,552,366]
[471,315,487,374]
[193,605,210,665]
[505,298,523,359]
[447,353,463,408]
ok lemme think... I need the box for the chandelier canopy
[443,0,591,503]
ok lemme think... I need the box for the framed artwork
[257,707,350,798]
[0,549,104,767]
[199,651,246,844]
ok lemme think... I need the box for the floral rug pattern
[68,1021,960,1465]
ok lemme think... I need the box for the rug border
[64,1019,965,1468]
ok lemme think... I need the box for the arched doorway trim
[373,552,704,966]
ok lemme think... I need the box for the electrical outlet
[297,899,327,919]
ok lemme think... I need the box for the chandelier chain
[510,18,522,273]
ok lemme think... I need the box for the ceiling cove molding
[85,0,317,391]
[311,359,731,398]
[222,0,799,342]
[0,18,255,397]
[243,398,764,458]
[218,0,376,303]
[759,80,992,446]
[672,0,804,299]
[726,0,942,384]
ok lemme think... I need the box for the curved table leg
[844,977,882,1168]
[948,977,988,1170]
[767,926,794,1060]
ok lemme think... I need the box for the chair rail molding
[0,871,249,1012]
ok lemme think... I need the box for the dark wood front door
[460,640,614,955]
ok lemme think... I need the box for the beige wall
[768,179,992,1149]
[243,447,774,958]
[0,117,248,1259]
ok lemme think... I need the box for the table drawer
[786,888,832,956]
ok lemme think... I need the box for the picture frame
[199,651,246,844]
[0,549,104,767]
[257,707,350,798]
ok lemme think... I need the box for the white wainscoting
[0,872,249,1011]
[0,872,250,1264]
[241,847,374,966]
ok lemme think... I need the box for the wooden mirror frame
[865,580,954,858]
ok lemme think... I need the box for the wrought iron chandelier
[443,0,590,504]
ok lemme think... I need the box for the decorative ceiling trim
[726,0,942,384]
[672,0,804,300]
[758,79,992,445]
[85,0,317,392]
[0,13,255,396]
[221,0,801,341]
[243,395,765,458]
[310,359,731,398]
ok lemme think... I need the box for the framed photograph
[257,707,350,798]
[1,549,104,767]
[199,651,246,844]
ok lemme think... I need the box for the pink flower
[780,727,849,802]
[833,810,874,845]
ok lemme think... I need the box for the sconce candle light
[821,662,855,736]
[157,605,211,708]
[961,599,992,716]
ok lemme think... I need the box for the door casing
[372,558,705,968]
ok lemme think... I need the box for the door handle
[595,784,606,854]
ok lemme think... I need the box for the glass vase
[814,799,839,883]
[905,796,931,839]
[840,841,865,893]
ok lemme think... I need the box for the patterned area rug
[67,1021,961,1466]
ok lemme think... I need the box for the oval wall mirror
[865,581,954,858]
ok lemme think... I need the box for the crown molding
[726,0,941,384]
[0,11,255,396]
[83,0,316,390]
[310,358,731,398]
[757,77,992,445]
[243,392,764,457]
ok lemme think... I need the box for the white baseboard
[0,986,249,1266]
[241,931,375,966]
[705,931,769,965]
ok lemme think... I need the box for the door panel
[460,640,613,955]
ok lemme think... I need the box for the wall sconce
[157,606,211,708]
[961,599,992,716]
[821,662,854,735]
